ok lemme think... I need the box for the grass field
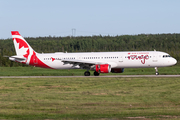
[0,65,179,76]
[0,77,180,119]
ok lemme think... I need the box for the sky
[0,0,180,39]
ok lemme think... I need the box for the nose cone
[173,58,177,65]
[171,58,177,65]
[165,57,177,66]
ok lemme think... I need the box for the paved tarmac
[0,75,180,78]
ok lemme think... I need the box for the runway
[0,75,180,78]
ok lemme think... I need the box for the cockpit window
[163,55,171,58]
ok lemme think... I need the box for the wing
[61,59,108,69]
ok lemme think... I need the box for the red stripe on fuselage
[29,51,53,69]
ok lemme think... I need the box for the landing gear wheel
[84,71,90,76]
[156,72,159,75]
[155,67,159,75]
[94,71,100,76]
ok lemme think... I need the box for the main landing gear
[84,71,100,76]
[155,67,159,75]
[84,71,90,76]
[94,71,100,76]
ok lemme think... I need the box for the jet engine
[111,68,124,73]
[95,64,111,73]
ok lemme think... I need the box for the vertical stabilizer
[11,31,36,64]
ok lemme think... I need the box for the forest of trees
[0,33,180,67]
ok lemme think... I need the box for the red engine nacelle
[111,68,124,73]
[95,64,111,73]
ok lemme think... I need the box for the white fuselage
[35,51,177,69]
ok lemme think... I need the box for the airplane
[8,31,177,76]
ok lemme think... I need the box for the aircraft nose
[172,58,177,65]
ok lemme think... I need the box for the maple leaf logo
[14,38,29,59]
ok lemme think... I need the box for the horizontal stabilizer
[3,55,10,58]
[9,55,26,60]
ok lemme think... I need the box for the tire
[94,71,100,76]
[156,72,159,75]
[84,71,90,76]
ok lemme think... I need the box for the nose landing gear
[155,67,159,75]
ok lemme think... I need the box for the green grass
[0,65,179,76]
[0,77,180,119]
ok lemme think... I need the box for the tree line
[0,33,180,67]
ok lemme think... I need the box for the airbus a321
[8,31,177,76]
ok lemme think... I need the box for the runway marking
[0,75,180,78]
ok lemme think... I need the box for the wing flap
[61,59,107,65]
